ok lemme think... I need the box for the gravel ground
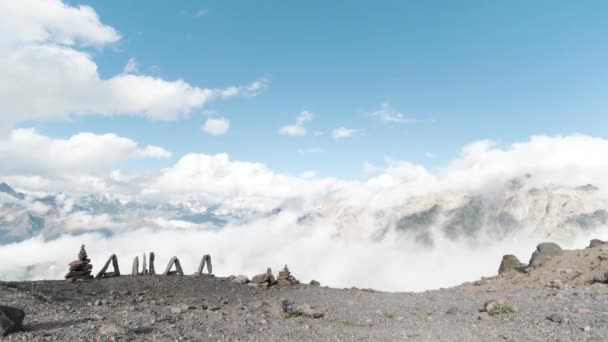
[2,243,608,341]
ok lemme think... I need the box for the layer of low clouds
[0,0,266,134]
[201,117,230,136]
[279,111,314,137]
[1,131,608,291]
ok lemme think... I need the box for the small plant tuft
[284,310,305,319]
[488,304,516,316]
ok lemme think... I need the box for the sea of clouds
[1,134,608,292]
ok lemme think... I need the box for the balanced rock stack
[276,265,299,286]
[65,245,93,281]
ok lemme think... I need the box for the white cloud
[300,171,316,178]
[279,111,313,137]
[298,147,325,154]
[195,9,209,17]
[0,0,120,48]
[0,0,266,133]
[201,117,230,136]
[123,58,138,74]
[369,102,417,124]
[145,153,340,210]
[331,127,361,140]
[0,129,170,178]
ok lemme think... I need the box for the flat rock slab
[0,306,25,337]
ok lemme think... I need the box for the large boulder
[498,255,526,274]
[529,242,562,267]
[251,268,275,285]
[0,306,25,336]
[589,239,606,248]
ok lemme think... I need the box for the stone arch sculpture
[163,256,184,275]
[95,254,120,279]
[196,254,213,275]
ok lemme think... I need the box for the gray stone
[529,242,562,267]
[589,239,605,248]
[0,306,25,337]
[131,256,139,276]
[232,275,250,284]
[99,323,127,336]
[547,313,565,324]
[498,255,526,274]
[149,252,156,275]
[446,307,458,315]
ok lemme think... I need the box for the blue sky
[20,0,608,179]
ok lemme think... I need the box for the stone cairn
[276,265,299,286]
[65,245,93,281]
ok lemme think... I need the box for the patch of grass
[341,321,367,327]
[284,310,305,319]
[488,304,516,316]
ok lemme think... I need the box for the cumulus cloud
[145,153,340,210]
[0,0,265,133]
[368,102,417,124]
[331,127,361,140]
[201,117,230,136]
[279,111,313,137]
[0,128,170,178]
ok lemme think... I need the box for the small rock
[446,307,458,315]
[478,312,491,320]
[296,303,324,318]
[547,314,564,324]
[577,308,592,314]
[99,323,126,336]
[583,326,591,332]
[231,275,250,284]
[548,279,563,290]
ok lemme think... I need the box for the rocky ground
[2,241,608,341]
